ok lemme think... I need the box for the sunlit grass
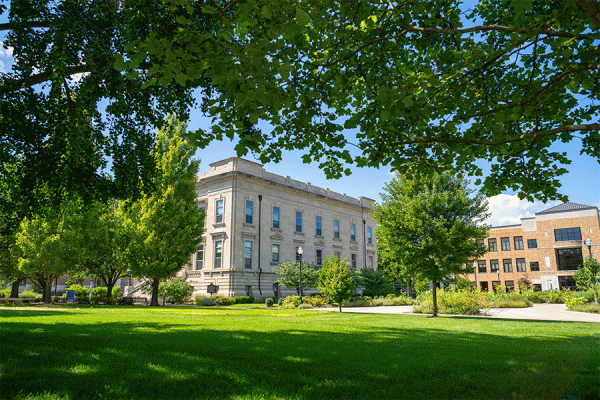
[1,305,599,399]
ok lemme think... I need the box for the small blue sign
[66,290,75,300]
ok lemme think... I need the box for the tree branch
[0,22,52,31]
[1,62,153,92]
[386,123,600,147]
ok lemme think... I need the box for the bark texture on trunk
[10,279,22,298]
[432,279,438,317]
[150,279,160,306]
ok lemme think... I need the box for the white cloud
[484,194,559,227]
[0,42,14,57]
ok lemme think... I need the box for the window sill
[243,223,255,228]
[213,222,226,228]
[315,235,323,239]
[271,227,281,232]
[333,238,341,242]
[294,231,304,236]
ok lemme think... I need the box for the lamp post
[298,246,303,302]
[585,237,593,256]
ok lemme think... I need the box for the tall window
[350,224,356,241]
[244,241,252,269]
[367,227,373,244]
[316,249,322,266]
[295,211,302,233]
[556,248,583,271]
[245,201,253,224]
[514,236,524,250]
[334,220,340,239]
[488,238,497,252]
[351,254,357,268]
[196,244,204,270]
[554,227,582,242]
[503,259,513,273]
[530,261,540,271]
[369,256,374,269]
[490,259,499,273]
[216,200,224,223]
[272,244,280,262]
[501,237,510,251]
[478,260,487,273]
[214,240,222,268]
[334,251,341,260]
[527,239,537,249]
[315,216,322,236]
[516,258,526,272]
[272,207,280,229]
[505,281,515,292]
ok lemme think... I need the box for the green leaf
[296,8,310,26]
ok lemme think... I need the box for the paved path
[338,303,600,323]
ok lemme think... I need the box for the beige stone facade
[182,158,378,299]
[466,202,600,292]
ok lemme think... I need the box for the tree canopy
[373,170,489,316]
[125,0,600,202]
[0,0,209,227]
[2,1,600,205]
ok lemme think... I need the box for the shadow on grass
[1,313,599,400]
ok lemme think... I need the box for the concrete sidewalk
[338,303,600,323]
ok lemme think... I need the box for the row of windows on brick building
[482,227,585,252]
[469,248,584,274]
[194,241,375,271]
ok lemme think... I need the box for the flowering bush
[413,289,485,315]
[281,296,301,309]
[303,296,327,307]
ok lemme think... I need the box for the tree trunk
[338,302,342,312]
[10,278,22,298]
[106,282,114,303]
[432,279,438,317]
[41,276,53,303]
[150,279,160,306]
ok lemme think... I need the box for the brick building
[466,202,600,292]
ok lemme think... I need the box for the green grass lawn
[1,306,599,400]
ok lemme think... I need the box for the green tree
[274,261,319,297]
[318,256,355,312]
[574,256,600,304]
[0,234,27,298]
[5,2,600,204]
[1,0,208,222]
[373,170,489,317]
[357,268,393,298]
[75,201,132,302]
[120,0,599,202]
[15,200,81,303]
[124,117,205,306]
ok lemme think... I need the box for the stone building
[466,202,600,292]
[182,158,378,299]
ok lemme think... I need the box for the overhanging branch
[387,123,600,147]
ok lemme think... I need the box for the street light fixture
[298,246,304,303]
[585,237,593,256]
